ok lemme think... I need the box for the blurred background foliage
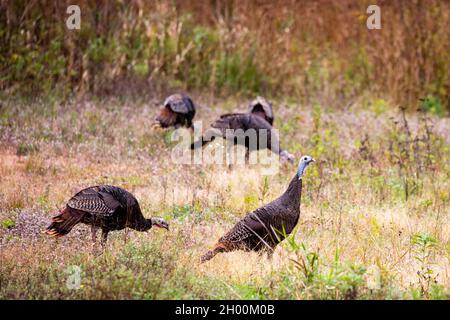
[0,0,448,110]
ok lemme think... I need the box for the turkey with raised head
[45,185,169,251]
[201,155,315,262]
[155,93,196,129]
[248,96,274,125]
[191,112,294,163]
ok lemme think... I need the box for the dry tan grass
[0,97,449,299]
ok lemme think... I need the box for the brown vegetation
[0,96,448,299]
[1,1,448,110]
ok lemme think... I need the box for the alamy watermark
[63,2,381,173]
[168,121,286,176]
[66,5,381,31]
[66,5,81,30]
[367,5,381,30]
[66,265,82,290]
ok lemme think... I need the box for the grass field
[0,96,449,299]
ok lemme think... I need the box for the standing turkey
[45,185,169,250]
[191,112,294,163]
[155,93,196,129]
[201,155,315,262]
[248,96,274,125]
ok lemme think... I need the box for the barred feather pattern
[221,175,301,251]
[67,185,137,216]
[201,175,302,262]
[68,196,113,215]
[45,185,158,242]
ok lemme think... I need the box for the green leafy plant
[411,233,438,298]
[1,218,16,229]
[420,95,445,117]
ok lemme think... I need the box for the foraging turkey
[201,155,315,262]
[45,185,169,250]
[248,96,274,125]
[155,93,196,129]
[191,113,294,163]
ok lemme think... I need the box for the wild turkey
[248,96,274,125]
[155,93,196,129]
[201,155,315,262]
[191,113,294,163]
[45,185,169,250]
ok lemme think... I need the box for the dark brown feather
[191,113,284,155]
[45,185,153,240]
[156,94,196,128]
[45,207,86,236]
[201,174,302,262]
[155,107,177,128]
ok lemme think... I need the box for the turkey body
[45,185,160,248]
[156,93,196,129]
[191,113,290,160]
[201,173,303,262]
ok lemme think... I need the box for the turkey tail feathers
[45,208,85,237]
[156,107,177,128]
[200,243,226,263]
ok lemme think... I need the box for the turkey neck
[129,218,153,231]
[127,206,153,231]
[279,173,302,211]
